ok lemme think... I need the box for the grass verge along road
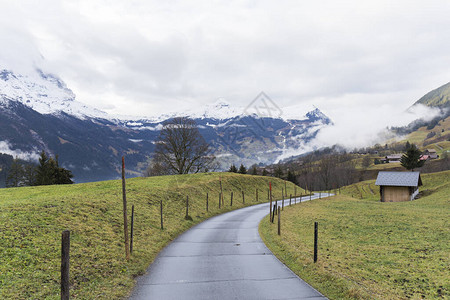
[0,173,302,299]
[260,171,449,299]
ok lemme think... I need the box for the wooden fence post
[269,182,272,223]
[160,200,163,230]
[206,193,209,212]
[220,177,224,206]
[272,204,276,223]
[289,194,292,206]
[231,191,233,206]
[130,205,135,253]
[121,156,130,261]
[277,207,281,235]
[314,222,318,263]
[61,230,70,300]
[282,197,284,210]
[256,189,258,202]
[185,195,189,219]
[242,190,245,204]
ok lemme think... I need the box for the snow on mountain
[0,65,335,184]
[134,99,244,122]
[0,64,331,127]
[184,99,244,120]
[0,67,108,119]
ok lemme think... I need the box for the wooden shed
[375,171,423,202]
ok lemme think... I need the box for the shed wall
[382,186,410,202]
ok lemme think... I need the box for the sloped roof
[386,154,403,159]
[375,171,423,187]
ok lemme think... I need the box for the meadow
[260,170,449,299]
[0,172,301,299]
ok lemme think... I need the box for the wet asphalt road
[130,194,330,300]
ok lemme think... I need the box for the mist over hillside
[0,64,447,184]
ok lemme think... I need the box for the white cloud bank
[1,0,450,117]
[0,0,449,155]
[0,141,40,161]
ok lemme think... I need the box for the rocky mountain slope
[0,67,332,184]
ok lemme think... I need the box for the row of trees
[228,164,257,175]
[6,151,73,187]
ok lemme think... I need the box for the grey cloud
[1,0,450,148]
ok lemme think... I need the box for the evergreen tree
[287,170,297,184]
[35,151,74,185]
[6,158,24,187]
[228,164,238,173]
[22,164,36,186]
[262,168,268,176]
[404,141,411,151]
[35,151,54,185]
[274,165,283,178]
[238,164,247,174]
[250,165,258,175]
[400,145,425,171]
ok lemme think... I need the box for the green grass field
[0,172,302,299]
[260,171,450,299]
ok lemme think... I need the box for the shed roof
[375,171,422,187]
[386,154,403,159]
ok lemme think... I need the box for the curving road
[130,194,330,300]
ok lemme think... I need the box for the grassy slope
[260,171,450,299]
[0,172,303,299]
[414,82,450,109]
[402,116,450,151]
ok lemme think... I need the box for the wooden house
[385,154,402,163]
[375,171,422,202]
[424,149,439,159]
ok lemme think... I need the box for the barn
[375,171,423,202]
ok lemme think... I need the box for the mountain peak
[0,67,107,119]
[306,106,332,124]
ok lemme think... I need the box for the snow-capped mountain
[0,66,333,185]
[0,68,108,119]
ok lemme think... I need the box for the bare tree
[144,160,167,177]
[153,117,215,174]
[361,155,372,169]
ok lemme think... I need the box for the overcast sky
[1,0,450,148]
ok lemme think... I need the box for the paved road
[130,194,331,300]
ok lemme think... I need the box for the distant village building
[424,149,439,159]
[375,171,423,202]
[383,154,402,163]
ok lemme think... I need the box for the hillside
[0,173,302,299]
[413,82,450,109]
[399,116,450,150]
[260,171,450,299]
